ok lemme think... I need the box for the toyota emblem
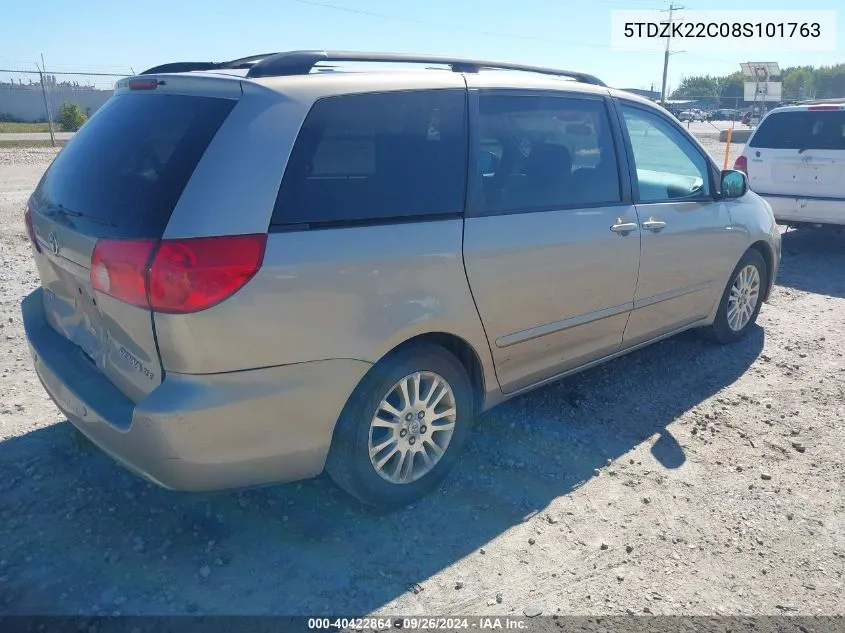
[47,231,59,255]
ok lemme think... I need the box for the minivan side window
[476,94,621,214]
[621,105,711,202]
[272,89,467,227]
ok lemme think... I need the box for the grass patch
[0,122,62,133]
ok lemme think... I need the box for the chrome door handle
[610,221,638,235]
[642,219,667,232]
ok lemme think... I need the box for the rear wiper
[49,204,118,228]
[52,204,84,218]
[798,147,810,154]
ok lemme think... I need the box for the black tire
[325,343,474,509]
[699,249,767,344]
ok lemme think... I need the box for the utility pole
[37,54,56,147]
[660,3,684,106]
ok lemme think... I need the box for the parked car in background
[735,102,845,228]
[679,109,706,122]
[21,50,781,508]
[710,108,741,121]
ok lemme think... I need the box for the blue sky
[1,0,841,90]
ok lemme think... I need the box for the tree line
[671,63,845,103]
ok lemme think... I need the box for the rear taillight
[149,235,266,313]
[24,202,41,253]
[91,239,157,308]
[90,234,266,314]
[734,155,748,175]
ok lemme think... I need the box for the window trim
[614,98,720,204]
[268,87,470,231]
[267,211,464,233]
[465,89,632,219]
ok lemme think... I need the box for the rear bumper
[22,288,371,491]
[759,193,845,226]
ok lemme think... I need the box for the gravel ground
[0,132,74,143]
[0,144,843,617]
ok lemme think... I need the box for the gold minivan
[22,51,780,507]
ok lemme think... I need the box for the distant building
[620,88,661,100]
[0,82,111,122]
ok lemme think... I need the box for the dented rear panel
[27,86,238,402]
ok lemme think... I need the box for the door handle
[610,221,638,235]
[642,219,667,232]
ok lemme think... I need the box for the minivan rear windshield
[749,110,845,151]
[31,93,236,238]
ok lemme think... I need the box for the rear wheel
[700,249,766,344]
[325,343,474,508]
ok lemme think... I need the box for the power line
[4,60,132,72]
[290,0,608,48]
[547,0,658,5]
[683,52,739,66]
[0,68,127,77]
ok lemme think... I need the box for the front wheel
[699,249,767,344]
[325,343,474,508]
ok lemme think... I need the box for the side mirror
[720,169,747,199]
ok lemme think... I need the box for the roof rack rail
[242,50,606,86]
[138,50,607,87]
[140,53,276,75]
[793,97,845,105]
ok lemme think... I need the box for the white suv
[735,103,845,228]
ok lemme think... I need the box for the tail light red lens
[24,201,40,252]
[90,234,266,314]
[734,155,748,175]
[91,239,157,308]
[148,235,267,313]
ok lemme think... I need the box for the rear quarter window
[750,110,845,150]
[271,89,468,227]
[32,93,236,238]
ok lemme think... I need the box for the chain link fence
[0,68,130,141]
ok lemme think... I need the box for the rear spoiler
[140,54,275,75]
